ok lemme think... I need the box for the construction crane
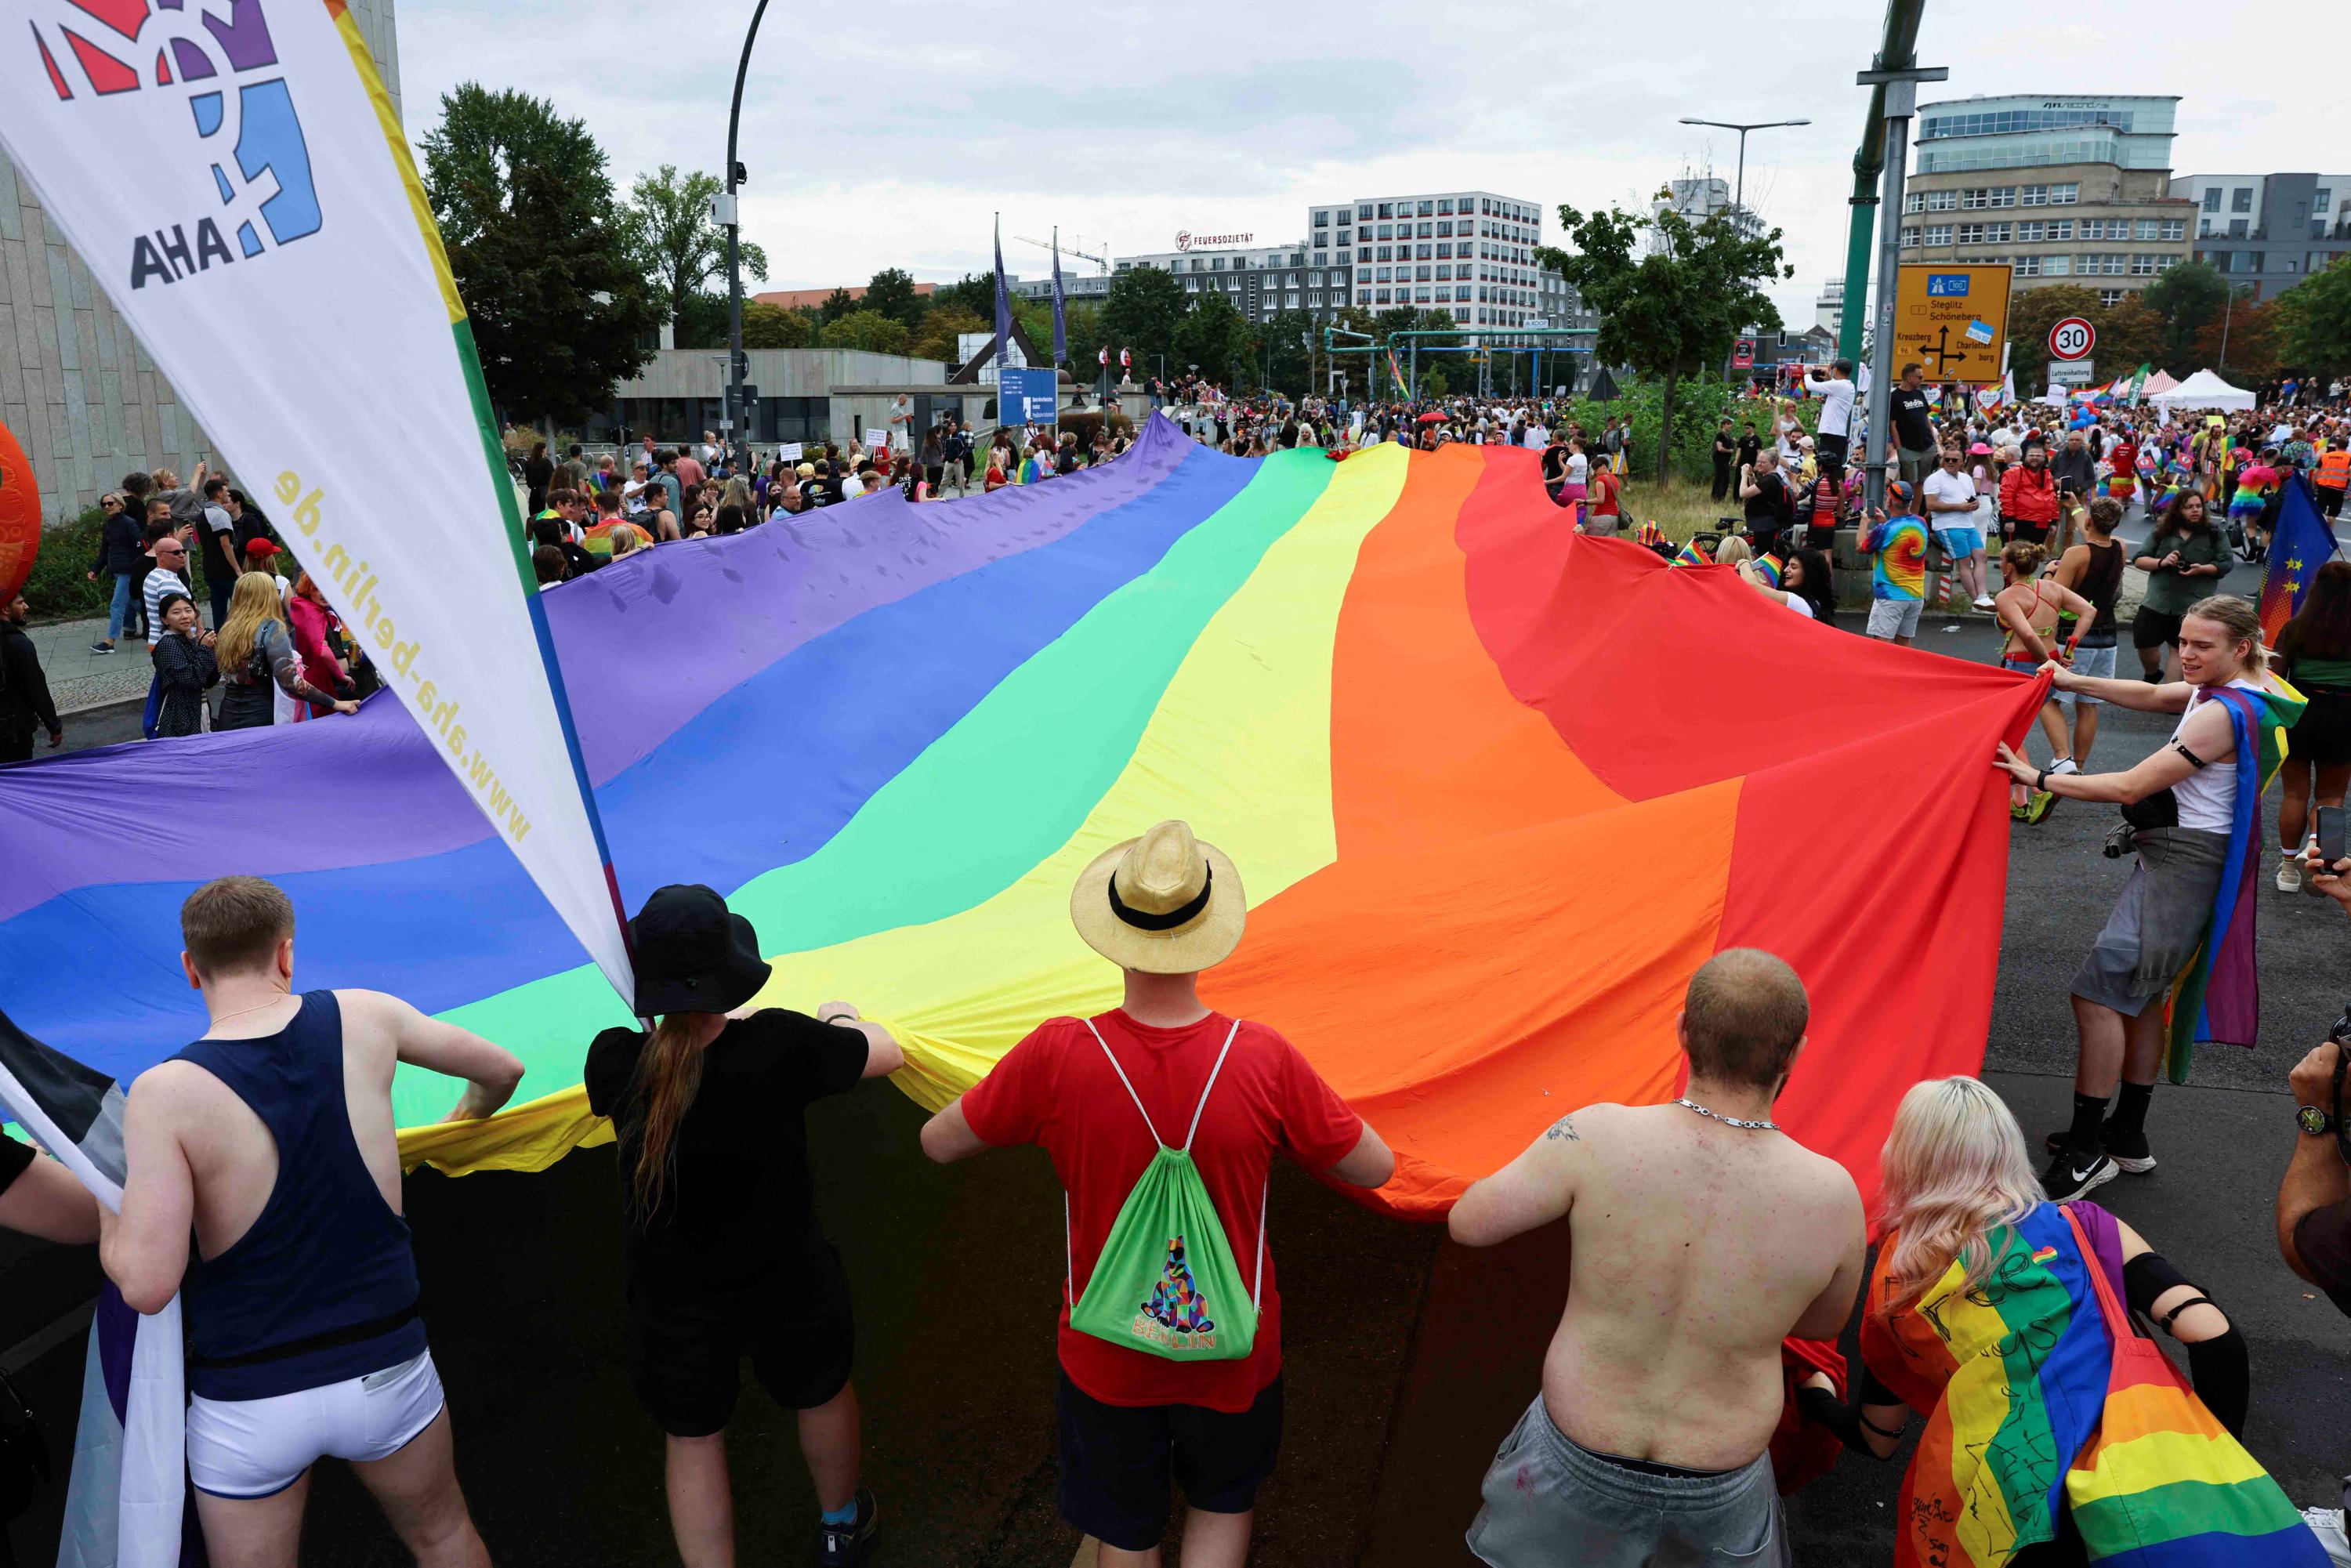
[1013,233,1110,274]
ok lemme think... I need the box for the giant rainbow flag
[0,416,2050,1215]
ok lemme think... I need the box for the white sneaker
[2278,857,2305,893]
[2050,759,2079,777]
[1972,594,1997,610]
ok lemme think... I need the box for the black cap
[629,884,770,1019]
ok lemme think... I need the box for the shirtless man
[1448,950,1864,1568]
[102,876,523,1567]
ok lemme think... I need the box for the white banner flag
[2,1,633,1001]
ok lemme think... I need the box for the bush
[24,507,225,623]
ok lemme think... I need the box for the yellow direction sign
[1893,263,2013,383]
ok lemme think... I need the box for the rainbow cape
[1864,1205,2321,1568]
[2162,680,2306,1083]
[0,415,2047,1212]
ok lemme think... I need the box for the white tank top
[2169,679,2255,833]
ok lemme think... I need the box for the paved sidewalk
[24,614,150,715]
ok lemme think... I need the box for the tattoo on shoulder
[1545,1115,1579,1142]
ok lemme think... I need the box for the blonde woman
[608,523,645,559]
[1796,1078,2249,1568]
[581,885,904,1568]
[214,572,354,730]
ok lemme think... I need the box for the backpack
[1066,1019,1265,1363]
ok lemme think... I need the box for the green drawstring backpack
[1066,1018,1265,1363]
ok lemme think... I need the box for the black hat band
[1108,865,1213,932]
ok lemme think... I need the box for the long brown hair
[623,1013,708,1217]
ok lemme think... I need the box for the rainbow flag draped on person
[1862,1205,2322,1568]
[2161,679,2306,1082]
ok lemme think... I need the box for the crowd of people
[4,369,2351,1568]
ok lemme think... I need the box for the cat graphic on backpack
[1135,1236,1217,1347]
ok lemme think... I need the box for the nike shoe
[819,1490,878,1568]
[2049,759,2079,777]
[2027,791,2058,824]
[2042,1147,2117,1202]
[2043,1124,2156,1175]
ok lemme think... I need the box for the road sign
[2048,317,2096,362]
[998,365,1058,425]
[1732,338,1755,370]
[2047,359,2096,388]
[1893,263,2013,384]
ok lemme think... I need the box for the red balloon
[0,418,38,605]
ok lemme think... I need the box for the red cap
[244,538,282,559]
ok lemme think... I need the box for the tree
[1262,308,1317,394]
[862,268,926,331]
[2005,284,2103,381]
[1536,197,1788,480]
[2142,262,2229,372]
[2095,294,2166,377]
[818,309,910,356]
[623,164,767,340]
[741,302,812,350]
[670,290,729,349]
[1174,294,1253,387]
[421,84,661,425]
[2274,257,2351,378]
[935,272,998,319]
[817,287,857,324]
[2196,295,2280,381]
[1102,266,1190,379]
[911,304,986,364]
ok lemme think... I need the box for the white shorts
[187,1350,444,1499]
[1867,599,1924,639]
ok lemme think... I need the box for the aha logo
[31,1,321,289]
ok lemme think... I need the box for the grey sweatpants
[1465,1396,1788,1567]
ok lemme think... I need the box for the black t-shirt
[0,1133,30,1198]
[1892,389,1936,451]
[2295,1200,2351,1316]
[1744,471,1790,527]
[1714,430,1736,462]
[584,1010,867,1298]
[1737,434,1762,468]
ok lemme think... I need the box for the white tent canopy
[2150,368,2255,412]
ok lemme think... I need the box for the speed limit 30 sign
[2049,317,2096,361]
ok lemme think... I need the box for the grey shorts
[2069,832,2229,1017]
[1466,1397,1788,1568]
[1867,599,1924,639]
[2055,643,2117,706]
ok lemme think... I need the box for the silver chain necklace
[1675,1096,1780,1132]
[207,990,295,1030]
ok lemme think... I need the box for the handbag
[2120,787,2179,832]
[2057,1208,2325,1563]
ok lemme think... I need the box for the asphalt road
[5,530,2349,1567]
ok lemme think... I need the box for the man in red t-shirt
[921,820,1394,1566]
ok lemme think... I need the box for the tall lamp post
[1675,117,1812,238]
[722,0,771,474]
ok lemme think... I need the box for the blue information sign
[999,366,1058,425]
[1925,273,1972,298]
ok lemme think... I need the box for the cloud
[391,0,2337,341]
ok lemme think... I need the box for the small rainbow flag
[1753,554,1784,589]
[1673,540,1712,567]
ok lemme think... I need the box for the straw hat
[1070,820,1246,974]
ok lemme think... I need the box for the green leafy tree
[910,305,985,363]
[622,164,768,340]
[671,291,727,349]
[864,267,926,331]
[2274,257,2351,378]
[2196,294,2279,380]
[421,84,661,424]
[1102,266,1190,379]
[1261,308,1317,394]
[1175,294,1254,387]
[741,301,813,350]
[2141,262,2230,372]
[935,272,998,319]
[1536,197,1788,479]
[818,287,857,324]
[819,309,911,355]
[2095,294,2167,377]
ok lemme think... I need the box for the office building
[1007,272,1112,305]
[1815,277,1846,336]
[1307,190,1585,331]
[3,1,403,523]
[1114,239,1328,325]
[1899,94,2194,306]
[2175,173,2351,302]
[1651,176,1766,252]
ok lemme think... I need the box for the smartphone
[2319,805,2348,870]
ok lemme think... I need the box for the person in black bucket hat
[584,884,904,1567]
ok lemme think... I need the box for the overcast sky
[394,0,2334,331]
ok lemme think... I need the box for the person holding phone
[2273,561,2351,892]
[2132,491,2230,682]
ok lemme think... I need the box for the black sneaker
[818,1489,878,1567]
[89,640,115,654]
[2041,1124,2157,1174]
[2041,1147,2117,1202]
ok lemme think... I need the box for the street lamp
[1676,117,1812,235]
[722,0,772,474]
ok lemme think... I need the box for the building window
[1415,288,1430,302]
[1988,186,2016,208]
[1313,211,1329,227]
[1904,191,1924,214]
[1437,198,1453,215]
[1336,251,1350,266]
[1357,205,1372,220]
[2017,219,2043,241]
[1416,243,1432,260]
[2229,219,2248,238]
[2131,253,2156,275]
[1925,189,1957,211]
[2020,184,2048,206]
[2161,219,2185,241]
[2050,184,2078,204]
[1958,223,1984,243]
[2246,252,2264,273]
[2048,219,2074,241]
[2044,255,2070,276]
[1924,224,1952,246]
[2016,255,2042,277]
[1961,187,1988,209]
[1436,220,1452,237]
[1375,266,1391,282]
[1357,289,1370,304]
[1416,265,1432,281]
[2317,189,2334,214]
[2202,188,2222,212]
[1418,222,1433,238]
[2231,186,2253,212]
[2099,288,2127,307]
[2157,255,2180,272]
[1375,245,1391,262]
[1901,226,1921,248]
[1418,200,1434,216]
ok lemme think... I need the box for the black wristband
[2036,769,2050,792]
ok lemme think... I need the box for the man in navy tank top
[100,876,526,1566]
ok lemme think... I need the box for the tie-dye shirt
[1867,513,1930,600]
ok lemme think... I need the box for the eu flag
[2260,475,2344,645]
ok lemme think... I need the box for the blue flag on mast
[1052,227,1067,367]
[2259,474,2346,645]
[993,215,1011,369]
